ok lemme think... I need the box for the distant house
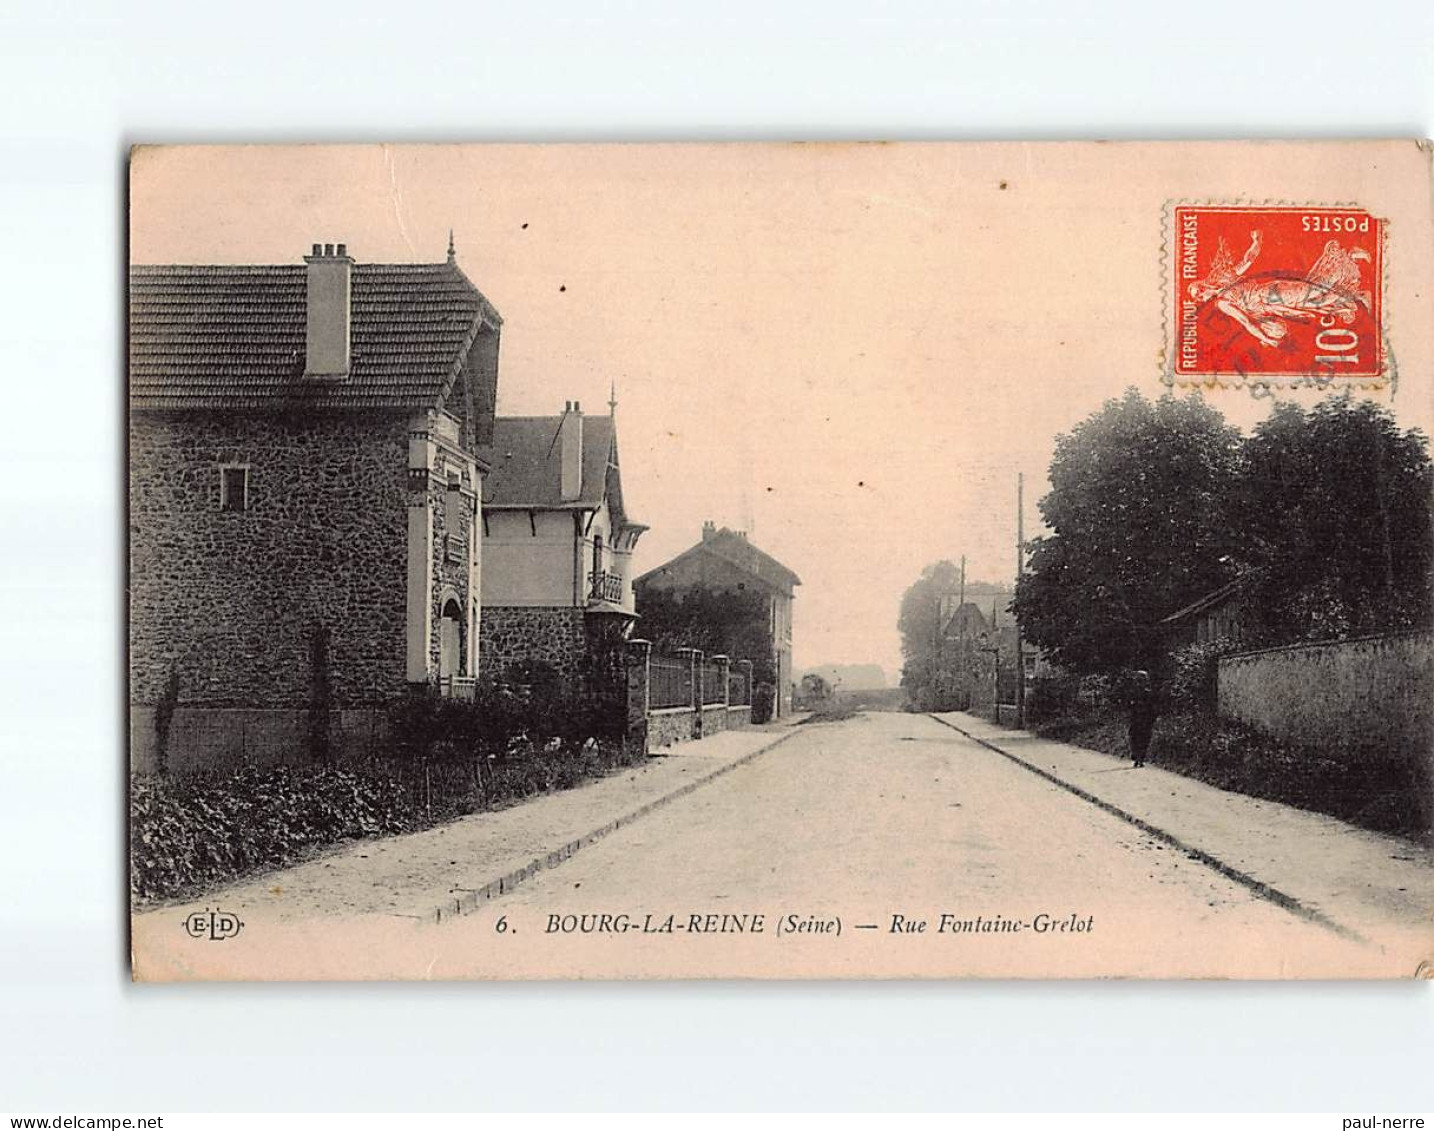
[933,592,1054,716]
[1160,575,1251,648]
[634,523,801,717]
[129,240,502,770]
[477,400,648,680]
[941,594,1051,679]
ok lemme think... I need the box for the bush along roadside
[131,739,647,905]
[131,674,644,906]
[1033,709,1433,841]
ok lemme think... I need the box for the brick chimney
[304,242,353,378]
[560,400,584,502]
[702,520,717,542]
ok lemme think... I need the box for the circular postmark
[1185,268,1393,394]
[1167,206,1394,395]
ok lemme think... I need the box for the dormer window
[220,465,249,512]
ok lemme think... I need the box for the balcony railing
[588,570,624,605]
[440,675,477,700]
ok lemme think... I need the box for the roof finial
[608,379,618,416]
[446,229,456,265]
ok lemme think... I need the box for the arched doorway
[439,597,463,680]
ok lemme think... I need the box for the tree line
[900,389,1432,697]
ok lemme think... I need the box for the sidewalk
[933,711,1434,964]
[135,724,800,927]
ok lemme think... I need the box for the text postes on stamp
[1169,205,1387,386]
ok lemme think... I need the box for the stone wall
[426,446,479,677]
[130,706,391,777]
[648,707,697,750]
[623,641,752,754]
[701,703,730,735]
[1218,631,1433,749]
[130,412,411,708]
[479,605,589,679]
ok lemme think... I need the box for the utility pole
[956,554,967,709]
[932,589,940,675]
[959,554,966,626]
[1015,472,1026,730]
[991,594,1000,720]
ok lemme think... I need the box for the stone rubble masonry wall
[129,706,391,777]
[625,639,651,749]
[639,702,749,752]
[1218,630,1433,749]
[426,444,479,676]
[130,411,413,710]
[479,606,589,679]
[700,704,730,735]
[624,639,751,755]
[647,708,697,749]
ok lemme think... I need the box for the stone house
[633,523,801,717]
[938,594,1052,712]
[942,593,1051,677]
[129,240,502,772]
[476,400,648,682]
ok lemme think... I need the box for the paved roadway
[430,711,1383,978]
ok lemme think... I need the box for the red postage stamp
[1169,204,1387,385]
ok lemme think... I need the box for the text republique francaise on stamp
[1169,204,1388,386]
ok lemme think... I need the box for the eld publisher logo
[184,908,245,941]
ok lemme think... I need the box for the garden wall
[1217,630,1433,749]
[130,706,391,777]
[647,707,697,750]
[625,641,753,753]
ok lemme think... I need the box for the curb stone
[428,729,802,925]
[928,714,1370,946]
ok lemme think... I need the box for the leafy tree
[1013,389,1242,676]
[1235,396,1433,642]
[634,584,776,684]
[897,560,964,697]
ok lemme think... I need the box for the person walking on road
[1125,669,1157,768]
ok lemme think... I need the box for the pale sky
[130,142,1434,677]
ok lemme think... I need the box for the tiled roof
[479,414,616,510]
[943,593,1017,636]
[129,261,501,410]
[635,527,802,593]
[1159,573,1251,624]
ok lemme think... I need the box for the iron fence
[728,669,751,706]
[649,653,693,709]
[701,661,726,706]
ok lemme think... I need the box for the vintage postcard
[127,141,1434,981]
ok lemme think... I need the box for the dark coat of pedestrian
[1124,669,1157,768]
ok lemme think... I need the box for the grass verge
[1034,710,1432,842]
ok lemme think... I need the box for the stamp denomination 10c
[1168,204,1387,386]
